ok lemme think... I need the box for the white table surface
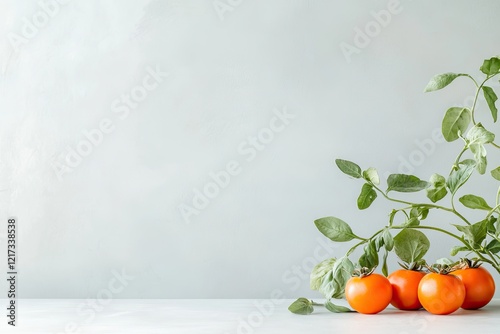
[1,299,499,333]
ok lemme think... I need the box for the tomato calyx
[352,266,376,278]
[456,257,482,269]
[398,259,426,271]
[425,263,456,275]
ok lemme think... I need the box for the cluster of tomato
[344,261,496,315]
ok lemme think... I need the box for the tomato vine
[289,56,500,315]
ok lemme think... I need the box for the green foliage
[288,298,314,315]
[314,217,357,242]
[357,183,377,209]
[426,174,447,202]
[319,257,354,299]
[290,56,500,315]
[480,56,500,75]
[491,166,500,180]
[335,159,362,178]
[310,258,336,290]
[325,301,352,313]
[386,174,429,193]
[459,194,492,210]
[447,160,475,194]
[482,86,498,122]
[442,107,471,142]
[424,73,467,92]
[393,229,430,263]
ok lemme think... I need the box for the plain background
[1,0,500,300]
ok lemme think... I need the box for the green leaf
[325,301,352,313]
[314,217,357,242]
[393,229,430,263]
[483,86,498,122]
[410,206,429,220]
[357,183,377,210]
[486,239,500,254]
[381,251,389,277]
[363,167,380,185]
[418,207,429,220]
[491,166,500,181]
[467,123,495,145]
[474,150,487,175]
[453,220,489,248]
[480,57,500,75]
[442,107,471,142]
[310,258,336,291]
[388,209,398,226]
[459,194,492,210]
[359,240,379,269]
[404,217,420,227]
[410,207,419,218]
[450,245,469,256]
[320,257,354,299]
[382,228,394,251]
[470,143,487,157]
[487,215,497,234]
[469,142,488,174]
[424,73,467,92]
[447,161,475,195]
[335,159,362,178]
[387,174,429,193]
[288,298,314,315]
[426,173,448,203]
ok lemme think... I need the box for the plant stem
[485,249,500,267]
[346,240,367,257]
[486,203,500,218]
[372,185,471,225]
[465,74,479,88]
[346,229,385,256]
[449,145,469,174]
[470,75,493,125]
[470,85,482,125]
[470,73,500,149]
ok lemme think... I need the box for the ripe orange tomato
[345,273,392,314]
[417,273,465,315]
[451,266,495,310]
[388,269,426,310]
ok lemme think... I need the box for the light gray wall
[1,0,500,299]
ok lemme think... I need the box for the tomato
[417,273,465,315]
[451,266,495,310]
[388,269,426,310]
[345,273,392,314]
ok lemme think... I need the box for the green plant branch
[346,239,368,257]
[470,75,495,124]
[470,73,500,149]
[450,145,469,174]
[465,74,479,88]
[486,203,500,218]
[484,249,500,267]
[371,184,471,226]
[345,228,389,258]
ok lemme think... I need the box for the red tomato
[388,269,426,310]
[417,273,465,315]
[451,266,495,310]
[345,273,392,314]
